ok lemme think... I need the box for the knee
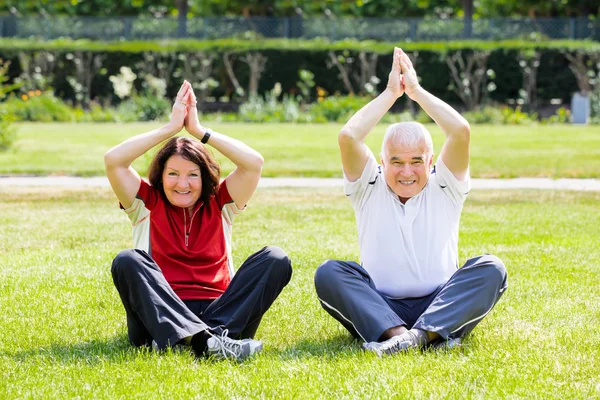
[484,254,507,283]
[111,249,146,279]
[264,246,290,265]
[263,245,292,279]
[314,260,343,294]
[474,254,508,290]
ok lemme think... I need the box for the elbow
[338,128,355,145]
[458,121,471,141]
[104,148,125,172]
[255,153,265,171]
[103,150,115,169]
[249,152,264,173]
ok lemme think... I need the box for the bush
[238,94,322,123]
[309,95,371,122]
[542,107,571,124]
[0,107,17,151]
[463,106,505,124]
[591,89,600,125]
[3,92,75,122]
[116,95,170,122]
[463,105,538,124]
[501,106,538,125]
[74,103,119,122]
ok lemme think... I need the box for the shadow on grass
[2,335,183,365]
[4,333,469,365]
[273,334,364,361]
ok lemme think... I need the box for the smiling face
[381,138,433,203]
[162,154,202,211]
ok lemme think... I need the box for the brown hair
[148,136,221,205]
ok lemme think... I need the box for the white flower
[109,67,138,99]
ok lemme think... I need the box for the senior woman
[105,81,292,361]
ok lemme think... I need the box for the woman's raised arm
[104,81,191,208]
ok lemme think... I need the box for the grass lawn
[1,122,599,178]
[0,186,598,398]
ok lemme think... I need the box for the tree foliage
[1,0,173,17]
[1,0,598,18]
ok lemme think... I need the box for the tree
[175,0,189,37]
[1,0,174,16]
[463,0,473,38]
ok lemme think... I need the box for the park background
[0,0,599,399]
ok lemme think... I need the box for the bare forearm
[411,87,470,139]
[341,89,399,142]
[202,129,264,173]
[104,125,176,168]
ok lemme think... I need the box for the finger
[392,47,400,70]
[175,81,187,101]
[399,55,410,73]
[405,52,414,69]
[400,52,413,71]
[183,91,193,107]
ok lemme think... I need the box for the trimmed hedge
[1,38,598,109]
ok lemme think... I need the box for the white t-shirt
[344,151,471,299]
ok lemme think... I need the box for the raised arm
[398,49,471,180]
[104,81,191,208]
[184,88,263,209]
[339,47,405,182]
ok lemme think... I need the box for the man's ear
[429,153,435,167]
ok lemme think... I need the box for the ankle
[190,330,211,355]
[380,325,408,341]
[409,328,431,346]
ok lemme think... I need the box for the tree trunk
[462,0,473,39]
[175,0,189,38]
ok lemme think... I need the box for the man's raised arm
[398,49,471,180]
[339,47,405,182]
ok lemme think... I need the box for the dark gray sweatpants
[111,246,292,350]
[314,254,507,343]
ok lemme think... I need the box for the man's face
[381,139,433,203]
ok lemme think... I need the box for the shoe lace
[379,331,416,354]
[210,329,243,359]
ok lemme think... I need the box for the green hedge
[1,38,598,109]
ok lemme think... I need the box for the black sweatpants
[111,246,292,350]
[314,254,507,343]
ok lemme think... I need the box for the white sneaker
[205,329,263,361]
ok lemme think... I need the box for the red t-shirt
[122,179,242,300]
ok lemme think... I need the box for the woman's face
[162,154,202,211]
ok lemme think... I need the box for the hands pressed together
[165,80,206,140]
[387,47,421,100]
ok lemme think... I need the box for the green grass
[0,186,598,398]
[1,122,599,178]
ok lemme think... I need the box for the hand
[398,49,421,100]
[386,47,404,99]
[183,85,204,138]
[165,81,191,134]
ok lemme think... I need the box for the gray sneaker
[205,329,263,361]
[363,329,428,357]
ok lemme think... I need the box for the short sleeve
[433,156,471,207]
[121,179,157,226]
[343,151,380,211]
[218,179,244,225]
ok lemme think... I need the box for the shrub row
[0,38,598,112]
[1,91,580,125]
